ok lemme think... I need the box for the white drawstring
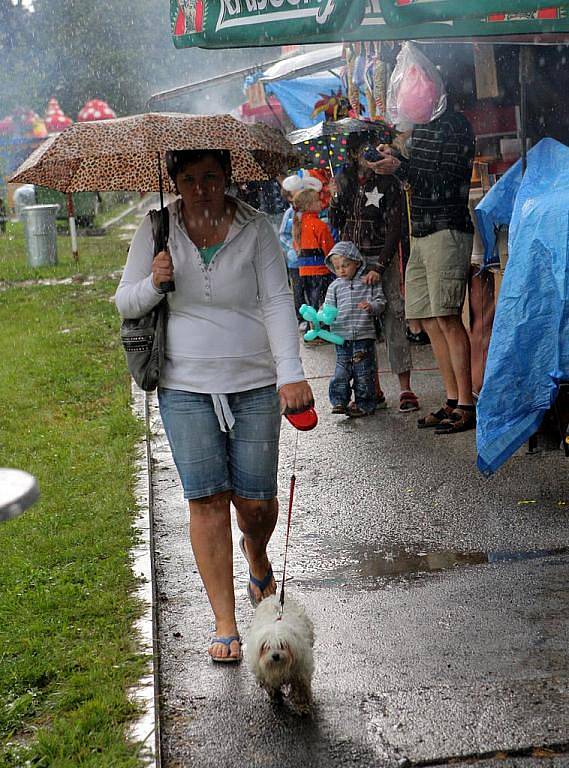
[211,394,235,433]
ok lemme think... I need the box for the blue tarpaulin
[264,74,340,128]
[476,138,569,475]
[264,74,368,129]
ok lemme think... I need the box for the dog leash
[279,428,299,612]
[279,406,318,613]
[279,431,298,614]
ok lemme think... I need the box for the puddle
[302,544,569,588]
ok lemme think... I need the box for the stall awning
[259,45,344,82]
[171,0,569,47]
[146,44,343,109]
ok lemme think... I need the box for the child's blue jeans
[329,338,377,413]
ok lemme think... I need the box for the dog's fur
[245,594,315,714]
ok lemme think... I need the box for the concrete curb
[128,385,161,767]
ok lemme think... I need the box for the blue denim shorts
[158,385,281,501]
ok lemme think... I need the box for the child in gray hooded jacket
[325,241,386,417]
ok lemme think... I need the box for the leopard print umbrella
[10,112,298,191]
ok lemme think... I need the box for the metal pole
[66,192,79,263]
[519,46,530,176]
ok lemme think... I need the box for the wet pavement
[148,342,569,768]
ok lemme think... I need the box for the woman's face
[175,155,227,211]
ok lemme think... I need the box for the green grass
[0,221,132,283]
[0,229,148,766]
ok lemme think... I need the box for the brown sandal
[399,390,419,413]
[435,407,476,434]
[417,405,453,429]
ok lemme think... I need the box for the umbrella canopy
[287,118,394,170]
[10,112,297,192]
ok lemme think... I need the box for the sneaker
[376,393,388,410]
[347,404,373,418]
[331,404,348,414]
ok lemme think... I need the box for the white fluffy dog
[245,594,315,714]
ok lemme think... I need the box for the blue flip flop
[239,536,274,608]
[209,635,242,664]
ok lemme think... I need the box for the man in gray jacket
[325,242,386,417]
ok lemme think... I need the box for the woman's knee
[190,490,232,515]
[233,495,277,525]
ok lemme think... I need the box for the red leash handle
[279,473,296,609]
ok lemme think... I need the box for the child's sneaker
[347,404,373,418]
[331,404,348,414]
[376,393,388,410]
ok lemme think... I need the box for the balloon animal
[299,304,344,346]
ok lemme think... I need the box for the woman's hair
[165,149,232,184]
[291,188,320,248]
[292,188,320,213]
[292,209,302,251]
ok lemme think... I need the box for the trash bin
[21,204,59,267]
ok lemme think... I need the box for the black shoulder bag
[120,208,170,391]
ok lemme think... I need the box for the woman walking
[116,149,313,663]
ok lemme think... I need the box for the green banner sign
[171,0,366,48]
[340,0,569,40]
[378,0,569,26]
[171,0,569,47]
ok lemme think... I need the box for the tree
[1,0,277,119]
[0,1,40,113]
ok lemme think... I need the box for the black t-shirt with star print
[329,169,402,276]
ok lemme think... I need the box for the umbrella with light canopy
[10,112,299,280]
[287,117,394,175]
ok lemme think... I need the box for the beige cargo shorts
[405,229,473,319]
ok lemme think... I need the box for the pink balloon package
[386,43,447,127]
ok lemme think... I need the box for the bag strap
[148,208,169,257]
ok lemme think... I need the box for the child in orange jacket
[292,187,335,313]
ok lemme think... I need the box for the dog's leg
[288,678,312,715]
[261,682,283,705]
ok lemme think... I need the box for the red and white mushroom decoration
[44,98,73,133]
[77,99,116,122]
[0,116,14,135]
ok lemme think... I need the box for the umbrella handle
[157,151,175,293]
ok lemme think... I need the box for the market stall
[169,2,569,471]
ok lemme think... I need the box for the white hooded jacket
[115,196,304,395]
